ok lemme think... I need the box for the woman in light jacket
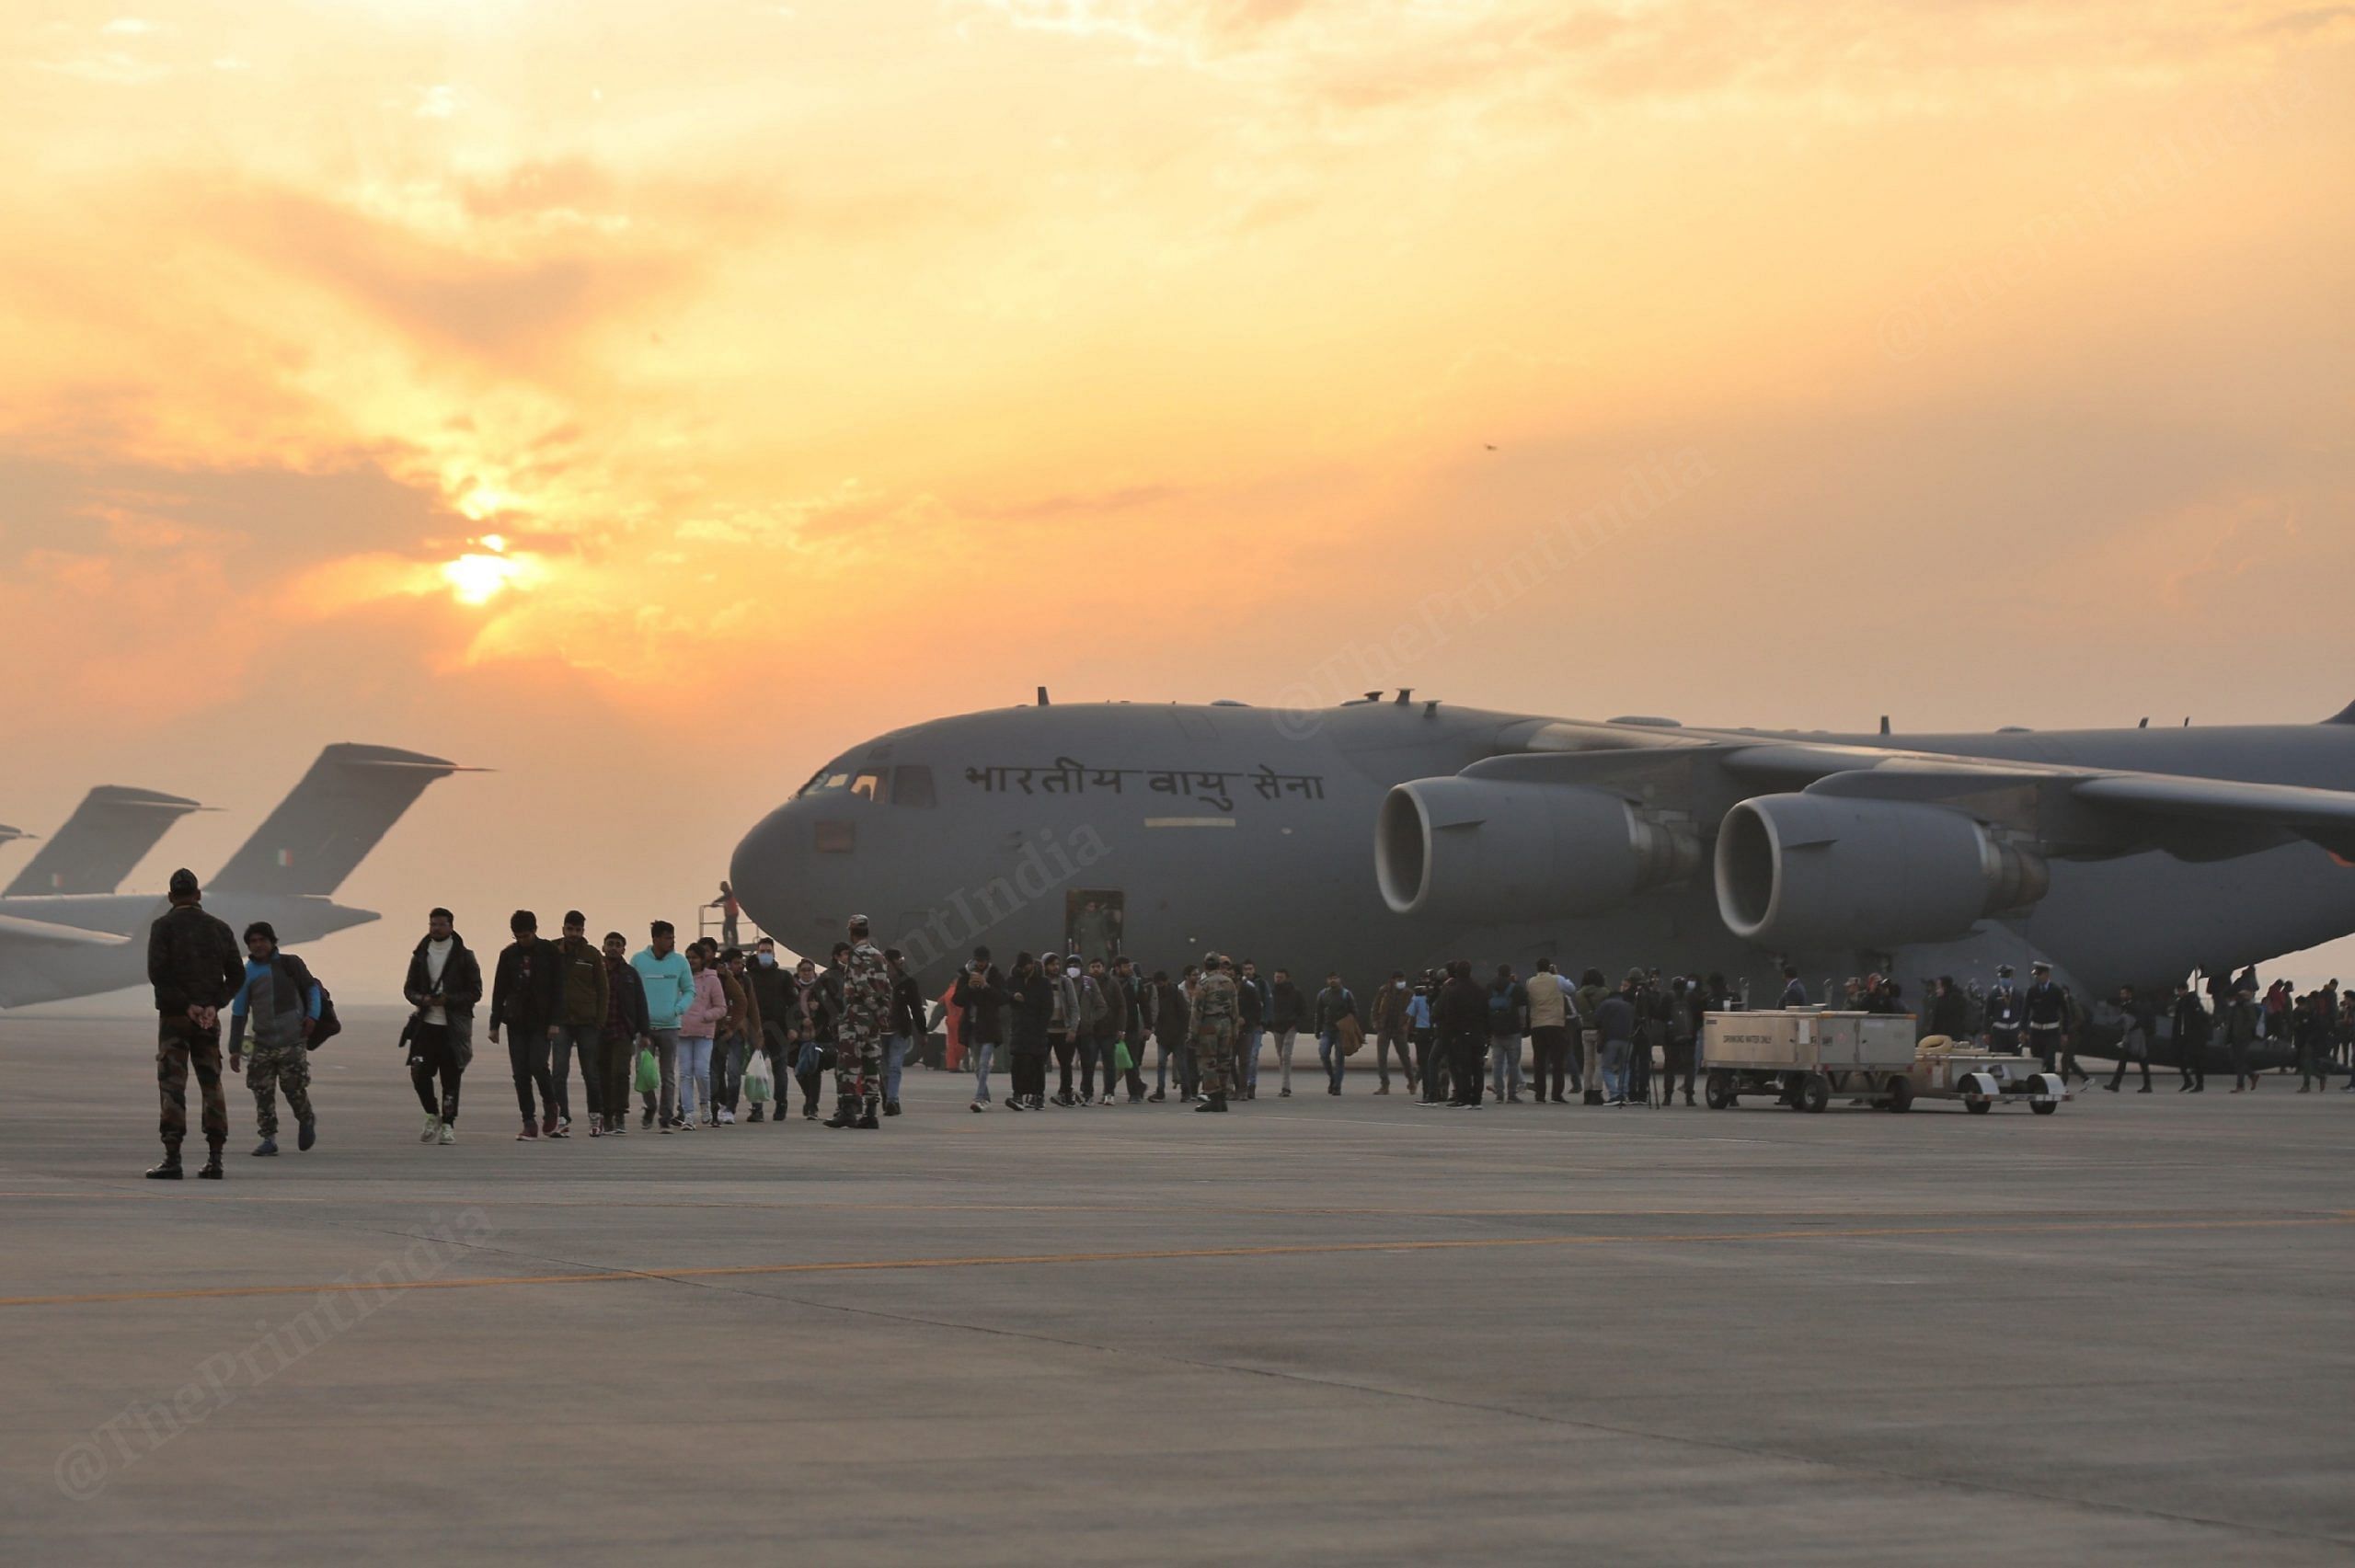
[677,945,729,1129]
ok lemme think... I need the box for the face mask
[757,953,775,967]
[1066,963,1081,978]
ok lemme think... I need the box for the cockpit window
[795,768,828,798]
[850,769,887,802]
[890,764,936,807]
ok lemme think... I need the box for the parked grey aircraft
[729,693,2355,1013]
[3,784,210,897]
[0,743,469,1008]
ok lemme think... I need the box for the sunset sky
[5,0,2353,995]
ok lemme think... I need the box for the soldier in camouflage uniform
[144,869,244,1180]
[1191,951,1239,1113]
[828,915,893,1130]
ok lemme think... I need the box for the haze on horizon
[4,0,2352,998]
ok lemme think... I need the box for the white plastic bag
[743,1049,775,1104]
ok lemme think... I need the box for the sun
[441,552,523,606]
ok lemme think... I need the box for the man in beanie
[143,869,243,1179]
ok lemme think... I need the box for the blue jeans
[1316,1029,1346,1091]
[1237,1026,1263,1092]
[1489,1036,1522,1100]
[1600,1040,1632,1103]
[969,1039,995,1103]
[679,1036,713,1122]
[885,1034,910,1103]
[713,1032,744,1110]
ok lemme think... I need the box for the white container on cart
[1700,1011,1919,1113]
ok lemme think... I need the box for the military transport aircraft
[0,744,469,1008]
[729,692,2355,1005]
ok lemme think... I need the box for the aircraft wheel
[2030,1100,2059,1116]
[1798,1073,1830,1115]
[1966,1098,1992,1116]
[1885,1075,1914,1114]
[1705,1070,1732,1110]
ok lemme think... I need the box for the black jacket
[146,902,243,1016]
[746,958,796,1026]
[490,936,562,1031]
[1434,977,1486,1043]
[403,933,485,1019]
[1267,979,1305,1032]
[605,956,649,1036]
[890,971,927,1039]
[953,964,1007,1044]
[1008,968,1052,1049]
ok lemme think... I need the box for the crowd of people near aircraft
[132,869,2354,1177]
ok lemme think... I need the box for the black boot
[145,1148,182,1180]
[856,1098,880,1130]
[1195,1093,1228,1113]
[823,1095,856,1128]
[197,1142,224,1180]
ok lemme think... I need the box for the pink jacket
[681,967,728,1038]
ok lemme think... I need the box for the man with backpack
[226,921,322,1157]
[1486,966,1528,1104]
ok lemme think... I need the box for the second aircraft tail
[211,744,470,898]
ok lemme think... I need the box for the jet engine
[1714,794,2048,951]
[1376,778,1699,921]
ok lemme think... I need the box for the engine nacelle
[1376,778,1699,921]
[1715,794,2048,951]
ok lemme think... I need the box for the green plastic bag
[1113,1038,1134,1072]
[634,1046,659,1096]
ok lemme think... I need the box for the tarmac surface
[2,1006,2352,1565]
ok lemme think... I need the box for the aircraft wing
[1476,733,2355,863]
[0,912,132,949]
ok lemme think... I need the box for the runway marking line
[2,1213,2349,1310]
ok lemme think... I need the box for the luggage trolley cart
[1700,1011,1920,1114]
[1910,1039,2070,1115]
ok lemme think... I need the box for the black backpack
[307,978,342,1049]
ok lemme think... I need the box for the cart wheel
[1966,1098,1992,1115]
[1705,1070,1732,1110]
[1798,1073,1830,1114]
[2030,1099,2058,1116]
[1885,1075,1913,1114]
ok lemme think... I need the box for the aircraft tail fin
[5,786,207,897]
[211,744,472,898]
[2326,700,2355,725]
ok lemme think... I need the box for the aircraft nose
[729,801,823,954]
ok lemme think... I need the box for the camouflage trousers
[1193,1020,1236,1100]
[834,1029,885,1104]
[246,1040,315,1139]
[157,1014,228,1150]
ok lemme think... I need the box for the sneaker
[590,1120,603,1137]
[804,1104,819,1120]
[641,1107,656,1129]
[719,1108,735,1125]
[251,1137,278,1156]
[971,1100,987,1113]
[1148,1090,1166,1103]
[542,1115,562,1138]
[1280,1088,1292,1098]
[884,1101,902,1117]
[438,1122,455,1145]
[518,1123,537,1140]
[558,1116,572,1135]
[748,1105,765,1123]
[420,1112,442,1143]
